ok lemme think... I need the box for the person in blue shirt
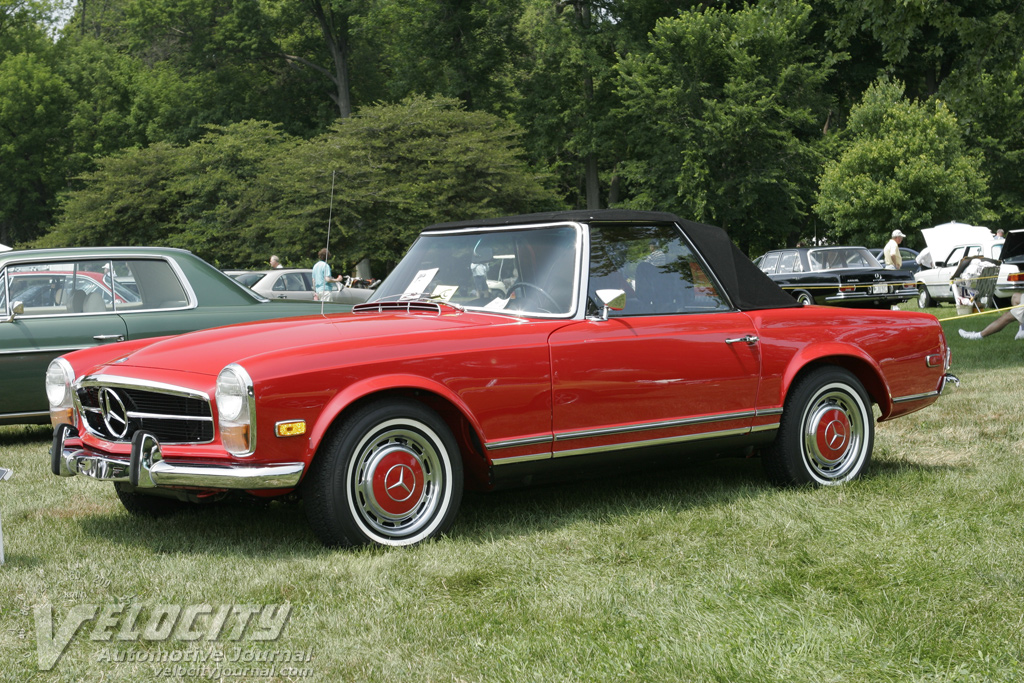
[312,248,342,302]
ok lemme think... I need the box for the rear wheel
[917,286,933,308]
[303,399,463,547]
[764,367,874,486]
[793,290,814,306]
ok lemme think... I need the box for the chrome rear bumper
[51,425,303,490]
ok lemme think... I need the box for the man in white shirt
[883,230,905,269]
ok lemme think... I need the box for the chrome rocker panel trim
[52,426,303,490]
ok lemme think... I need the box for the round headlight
[45,358,74,408]
[216,366,249,423]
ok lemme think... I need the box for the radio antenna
[320,170,337,316]
[325,170,336,252]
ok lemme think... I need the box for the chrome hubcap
[801,386,866,482]
[349,421,445,539]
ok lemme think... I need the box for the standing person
[312,248,342,302]
[883,230,905,269]
[269,255,283,269]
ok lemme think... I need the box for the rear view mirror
[593,289,626,320]
[3,301,24,323]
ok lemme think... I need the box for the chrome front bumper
[51,425,304,490]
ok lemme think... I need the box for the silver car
[250,268,376,305]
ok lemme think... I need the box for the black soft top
[426,210,800,311]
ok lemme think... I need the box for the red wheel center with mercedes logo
[814,408,851,461]
[370,449,424,516]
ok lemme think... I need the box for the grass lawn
[1,303,1022,682]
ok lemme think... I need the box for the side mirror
[593,289,626,320]
[3,301,23,323]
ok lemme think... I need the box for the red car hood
[109,310,509,377]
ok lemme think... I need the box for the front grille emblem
[99,388,130,439]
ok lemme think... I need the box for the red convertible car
[48,211,956,547]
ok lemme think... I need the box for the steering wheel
[506,282,560,312]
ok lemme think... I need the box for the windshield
[372,224,581,316]
[807,248,881,271]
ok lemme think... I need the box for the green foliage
[824,0,1024,98]
[4,1,1024,253]
[0,51,70,245]
[815,78,994,248]
[43,99,562,272]
[941,54,1024,234]
[38,121,300,266]
[273,96,563,270]
[614,1,836,253]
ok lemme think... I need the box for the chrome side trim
[490,452,553,465]
[892,390,940,404]
[490,412,781,465]
[553,410,757,442]
[554,426,753,459]
[1,410,50,420]
[486,435,554,451]
[0,345,90,357]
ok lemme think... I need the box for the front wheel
[763,367,874,486]
[303,399,463,547]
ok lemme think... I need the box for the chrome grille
[76,381,214,444]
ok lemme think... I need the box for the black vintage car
[753,246,917,308]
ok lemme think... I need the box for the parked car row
[753,246,917,308]
[43,210,955,548]
[225,268,378,305]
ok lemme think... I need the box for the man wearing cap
[883,230,905,269]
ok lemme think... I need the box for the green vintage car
[1,246,332,425]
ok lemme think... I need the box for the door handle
[725,335,758,345]
[93,334,125,343]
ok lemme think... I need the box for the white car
[914,223,1008,307]
[249,268,377,305]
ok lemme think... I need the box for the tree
[614,1,836,253]
[41,100,564,273]
[262,95,564,273]
[0,0,51,56]
[0,52,70,245]
[823,0,1024,99]
[37,121,300,266]
[941,56,1024,234]
[815,78,993,248]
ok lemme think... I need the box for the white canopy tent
[0,243,12,252]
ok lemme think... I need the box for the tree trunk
[307,0,352,119]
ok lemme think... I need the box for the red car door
[547,223,761,459]
[548,312,760,458]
